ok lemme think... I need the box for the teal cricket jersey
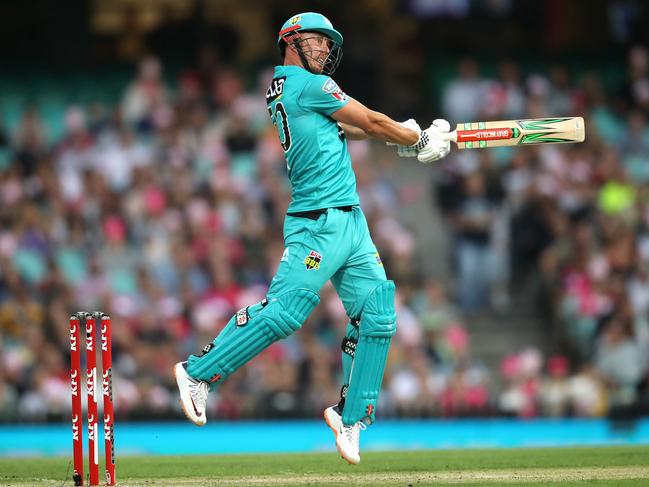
[266,65,360,213]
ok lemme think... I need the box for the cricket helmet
[277,12,343,75]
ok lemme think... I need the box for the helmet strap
[295,44,316,74]
[283,32,317,75]
[284,34,341,75]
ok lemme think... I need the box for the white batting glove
[415,119,452,164]
[387,119,421,157]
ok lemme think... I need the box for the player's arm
[331,98,419,145]
[301,75,449,162]
[338,122,370,140]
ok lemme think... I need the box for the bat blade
[449,117,585,149]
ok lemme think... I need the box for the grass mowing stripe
[3,469,649,486]
[0,446,648,485]
[99,467,649,485]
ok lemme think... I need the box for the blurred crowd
[1,44,649,422]
[436,46,649,417]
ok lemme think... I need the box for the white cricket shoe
[174,362,209,426]
[324,405,366,465]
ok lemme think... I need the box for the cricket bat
[440,117,585,149]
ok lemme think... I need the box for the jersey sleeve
[298,75,349,116]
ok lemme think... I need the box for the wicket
[69,312,116,486]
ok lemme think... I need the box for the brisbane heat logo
[304,250,322,271]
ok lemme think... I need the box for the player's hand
[387,119,420,157]
[415,119,452,164]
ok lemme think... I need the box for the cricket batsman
[175,12,451,464]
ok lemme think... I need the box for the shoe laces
[189,379,209,411]
[342,421,366,449]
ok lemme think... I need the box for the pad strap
[341,336,357,358]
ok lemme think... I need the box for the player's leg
[332,209,392,425]
[326,276,395,464]
[325,208,395,464]
[338,317,359,410]
[173,297,273,425]
[342,279,396,424]
[322,316,358,445]
[185,213,345,385]
[176,212,349,425]
[188,288,320,380]
[175,287,319,425]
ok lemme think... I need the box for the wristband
[412,130,429,151]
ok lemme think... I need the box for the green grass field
[1,446,649,486]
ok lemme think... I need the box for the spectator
[451,170,498,313]
[595,315,646,407]
[442,58,486,122]
[122,56,169,131]
[568,364,607,417]
[2,46,649,422]
[539,355,571,417]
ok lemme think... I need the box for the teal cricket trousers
[272,206,387,316]
[186,205,393,424]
